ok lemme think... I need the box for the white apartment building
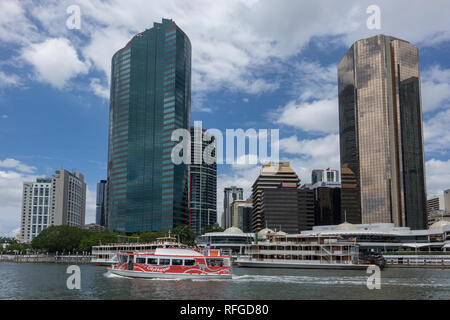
[19,169,86,243]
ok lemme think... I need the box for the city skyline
[1,1,450,237]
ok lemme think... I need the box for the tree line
[1,224,224,254]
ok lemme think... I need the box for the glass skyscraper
[338,34,427,229]
[189,127,217,235]
[107,19,191,233]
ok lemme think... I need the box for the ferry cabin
[114,251,231,276]
[249,234,359,265]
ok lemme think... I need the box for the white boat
[108,237,232,279]
[235,233,376,270]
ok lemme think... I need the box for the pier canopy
[333,222,359,231]
[429,220,450,230]
[223,227,243,234]
[257,228,275,238]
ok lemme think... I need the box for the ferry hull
[235,260,371,270]
[109,268,232,280]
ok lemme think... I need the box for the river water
[0,262,449,300]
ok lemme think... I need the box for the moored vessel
[235,233,382,270]
[108,237,232,279]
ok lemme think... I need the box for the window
[159,259,170,265]
[136,257,146,264]
[147,258,158,265]
[184,259,195,266]
[172,259,183,266]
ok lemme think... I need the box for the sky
[0,0,449,236]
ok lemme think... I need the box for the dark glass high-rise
[107,19,191,233]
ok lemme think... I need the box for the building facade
[107,19,191,233]
[338,34,427,229]
[20,169,86,243]
[96,180,107,227]
[223,186,244,229]
[251,162,301,232]
[312,168,339,185]
[190,126,217,235]
[231,199,253,233]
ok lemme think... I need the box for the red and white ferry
[108,236,232,279]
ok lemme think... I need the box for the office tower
[96,180,107,227]
[427,189,450,227]
[223,186,243,229]
[313,187,342,226]
[312,168,339,184]
[19,169,86,243]
[107,19,191,233]
[259,183,300,234]
[338,34,427,229]
[231,199,253,232]
[190,127,217,235]
[251,162,300,232]
[298,188,315,231]
[427,189,450,213]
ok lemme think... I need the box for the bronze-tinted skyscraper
[338,34,427,230]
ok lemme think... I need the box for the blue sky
[1,0,450,236]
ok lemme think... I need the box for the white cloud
[425,159,450,196]
[22,37,89,89]
[1,114,8,119]
[89,78,110,100]
[276,98,339,133]
[0,158,36,173]
[423,108,450,155]
[0,169,38,236]
[421,65,450,112]
[0,71,21,88]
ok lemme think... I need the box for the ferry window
[206,258,223,267]
[159,259,170,265]
[136,257,146,264]
[147,258,158,265]
[119,255,128,263]
[172,259,183,266]
[184,259,195,266]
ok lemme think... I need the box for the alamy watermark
[367,5,381,30]
[66,265,81,290]
[366,265,381,290]
[171,121,279,168]
[66,5,81,30]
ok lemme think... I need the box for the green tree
[172,225,196,246]
[137,231,165,243]
[201,224,224,235]
[78,230,119,252]
[31,225,89,253]
[6,242,32,254]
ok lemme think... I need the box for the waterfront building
[196,227,255,256]
[20,169,86,243]
[312,168,339,185]
[313,187,342,226]
[427,189,450,227]
[338,34,427,229]
[231,199,253,233]
[427,189,450,213]
[301,222,450,253]
[298,188,315,231]
[190,127,217,235]
[223,186,243,229]
[107,19,191,233]
[96,180,107,227]
[251,162,300,232]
